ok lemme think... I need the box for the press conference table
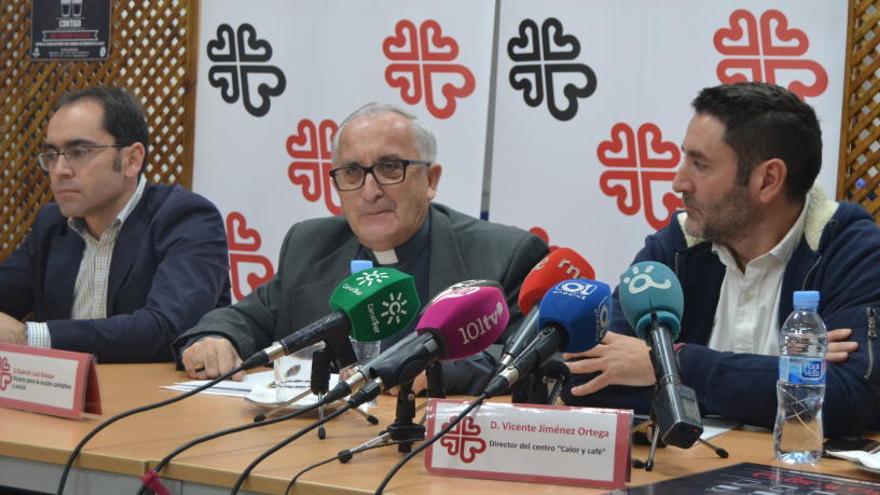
[1,364,878,494]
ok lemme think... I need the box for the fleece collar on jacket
[676,184,839,252]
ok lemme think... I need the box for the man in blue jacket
[563,82,880,437]
[0,86,231,362]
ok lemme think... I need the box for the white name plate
[0,343,101,419]
[425,399,632,489]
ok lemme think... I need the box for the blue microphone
[483,278,611,397]
[619,261,702,448]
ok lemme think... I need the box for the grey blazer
[174,203,548,393]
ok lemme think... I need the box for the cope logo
[207,23,287,117]
[286,119,342,215]
[508,18,597,121]
[226,212,276,301]
[598,122,683,231]
[714,9,828,99]
[383,20,475,119]
[0,356,12,392]
[439,416,487,463]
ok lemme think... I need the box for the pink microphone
[416,285,509,360]
[345,283,510,405]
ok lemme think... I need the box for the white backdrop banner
[193,0,495,300]
[489,0,846,283]
[192,0,847,299]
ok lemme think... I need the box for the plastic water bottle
[773,290,827,464]
[349,259,381,407]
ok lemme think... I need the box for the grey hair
[331,102,437,163]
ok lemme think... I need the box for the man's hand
[827,328,858,363]
[181,336,245,381]
[562,332,655,396]
[0,312,26,345]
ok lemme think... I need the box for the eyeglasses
[329,158,431,191]
[37,143,127,172]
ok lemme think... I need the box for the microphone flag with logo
[346,285,510,406]
[241,267,420,371]
[484,278,610,397]
[618,261,683,340]
[498,248,595,373]
[618,261,702,448]
[330,267,420,342]
[517,247,596,315]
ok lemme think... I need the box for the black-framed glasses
[329,158,431,191]
[37,143,128,172]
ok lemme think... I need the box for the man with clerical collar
[561,82,880,437]
[0,86,231,362]
[176,103,548,394]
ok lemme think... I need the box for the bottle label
[779,356,825,385]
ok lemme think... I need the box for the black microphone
[619,261,703,449]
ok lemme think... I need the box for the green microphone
[241,267,420,370]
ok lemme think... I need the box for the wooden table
[1,363,878,494]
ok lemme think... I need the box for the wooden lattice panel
[0,0,199,260]
[840,0,880,222]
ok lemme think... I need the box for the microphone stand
[631,413,729,471]
[385,379,427,453]
[340,362,446,461]
[632,314,728,470]
[511,360,568,405]
[311,349,330,440]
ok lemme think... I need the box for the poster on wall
[30,0,111,60]
[193,0,495,301]
[488,0,847,282]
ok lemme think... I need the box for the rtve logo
[597,123,683,231]
[383,20,476,119]
[286,119,342,216]
[207,23,286,117]
[714,9,828,99]
[439,415,487,463]
[225,212,275,301]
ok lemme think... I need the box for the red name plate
[425,399,631,489]
[0,343,101,419]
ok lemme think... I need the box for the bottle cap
[350,259,374,274]
[793,290,820,309]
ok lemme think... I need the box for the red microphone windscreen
[517,247,595,313]
[415,285,509,360]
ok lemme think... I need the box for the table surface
[1,363,878,494]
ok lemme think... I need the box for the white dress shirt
[707,195,809,356]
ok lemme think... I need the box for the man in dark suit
[176,103,548,394]
[0,86,231,362]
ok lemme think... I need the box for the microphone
[484,278,610,397]
[344,285,510,406]
[498,248,595,372]
[325,280,505,402]
[240,267,420,370]
[619,261,702,449]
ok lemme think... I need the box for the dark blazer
[0,184,231,363]
[175,203,548,393]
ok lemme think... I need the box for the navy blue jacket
[563,192,880,437]
[0,184,231,363]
